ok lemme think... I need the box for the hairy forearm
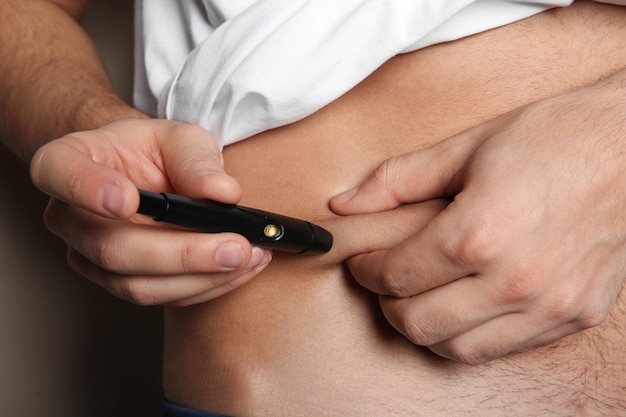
[0,0,147,163]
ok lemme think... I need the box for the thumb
[157,123,242,204]
[330,133,473,215]
[30,139,139,219]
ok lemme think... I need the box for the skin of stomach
[163,2,626,416]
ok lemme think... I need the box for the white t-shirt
[134,0,626,148]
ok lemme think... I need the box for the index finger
[347,200,477,297]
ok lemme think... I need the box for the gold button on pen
[264,224,283,239]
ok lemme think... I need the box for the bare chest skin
[164,3,626,416]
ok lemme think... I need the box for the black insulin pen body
[137,189,333,254]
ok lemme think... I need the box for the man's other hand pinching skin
[331,68,626,365]
[30,119,271,306]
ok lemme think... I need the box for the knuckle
[43,200,62,234]
[180,151,220,176]
[65,248,84,274]
[92,234,126,273]
[543,287,585,323]
[446,221,502,268]
[169,123,215,149]
[63,166,85,204]
[400,318,438,346]
[445,339,494,366]
[370,163,393,200]
[372,158,408,201]
[29,147,47,187]
[372,159,395,188]
[379,263,411,297]
[178,241,200,274]
[168,121,204,138]
[112,278,158,306]
[574,307,609,330]
[542,290,613,333]
[66,247,161,306]
[382,298,442,347]
[496,264,545,305]
[446,342,490,366]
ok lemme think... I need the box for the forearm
[0,0,147,163]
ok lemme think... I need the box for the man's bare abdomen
[164,2,626,415]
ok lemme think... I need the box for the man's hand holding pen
[30,119,271,306]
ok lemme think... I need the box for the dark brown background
[0,1,163,415]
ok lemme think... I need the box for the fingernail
[333,188,358,204]
[216,241,246,268]
[100,184,125,217]
[248,247,271,268]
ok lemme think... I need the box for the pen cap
[303,222,334,254]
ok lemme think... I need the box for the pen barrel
[139,191,332,254]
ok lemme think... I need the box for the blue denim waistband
[161,400,234,417]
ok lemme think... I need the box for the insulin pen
[136,189,333,254]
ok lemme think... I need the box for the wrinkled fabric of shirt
[134,0,626,148]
